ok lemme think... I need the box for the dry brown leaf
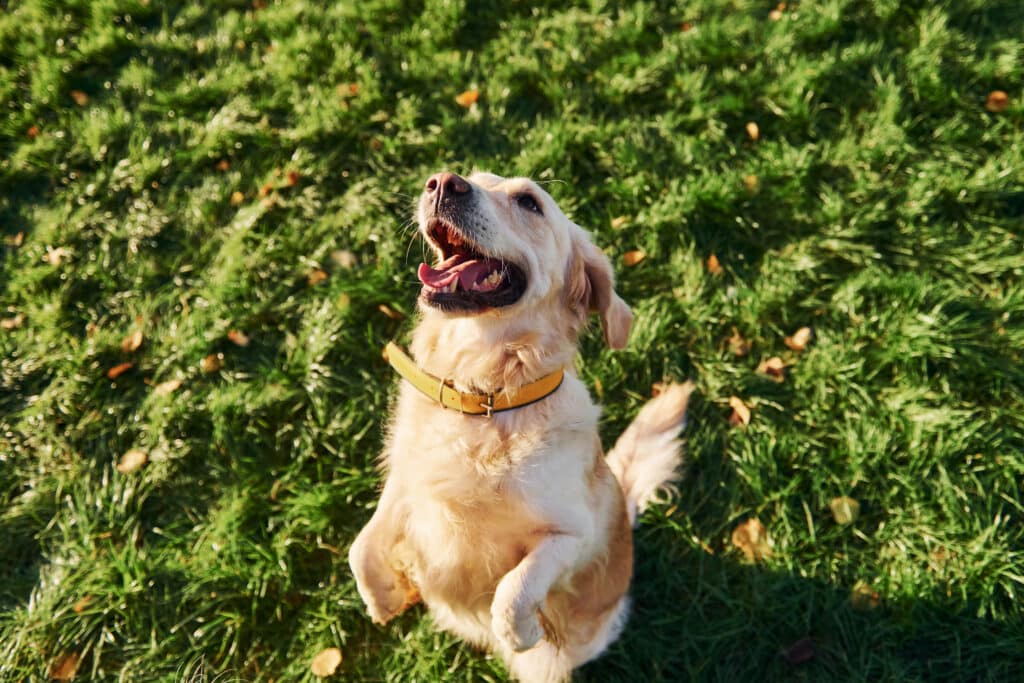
[758,356,786,381]
[121,329,144,353]
[44,246,71,266]
[455,89,480,107]
[851,581,880,611]
[331,250,357,268]
[680,21,694,32]
[28,125,40,139]
[72,596,93,613]
[707,254,723,275]
[784,326,813,352]
[311,647,343,677]
[216,159,231,172]
[2,313,25,330]
[116,449,148,474]
[49,652,81,681]
[986,90,1010,113]
[4,231,24,247]
[258,182,274,198]
[307,269,329,286]
[623,250,646,266]
[227,329,250,347]
[286,170,301,187]
[70,90,90,106]
[106,362,133,380]
[728,327,752,357]
[728,396,751,427]
[378,304,404,320]
[829,496,861,525]
[153,378,183,396]
[731,517,772,561]
[201,353,223,374]
[781,637,815,665]
[610,215,629,230]
[745,121,760,141]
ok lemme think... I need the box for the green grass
[2,0,1023,680]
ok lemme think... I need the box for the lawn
[2,0,1023,681]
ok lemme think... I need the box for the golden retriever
[349,171,693,682]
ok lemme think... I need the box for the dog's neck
[410,305,579,395]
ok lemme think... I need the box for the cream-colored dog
[349,171,693,682]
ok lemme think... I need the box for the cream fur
[348,172,692,682]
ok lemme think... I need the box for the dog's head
[415,171,632,349]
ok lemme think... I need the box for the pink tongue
[418,256,502,290]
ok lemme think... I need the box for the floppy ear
[568,235,633,349]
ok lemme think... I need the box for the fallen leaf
[44,246,71,266]
[49,652,81,681]
[121,329,144,353]
[680,21,694,32]
[378,304,404,320]
[259,182,274,198]
[851,580,880,611]
[758,356,786,381]
[227,329,250,346]
[153,378,183,396]
[1,313,25,330]
[106,362,133,380]
[784,326,813,352]
[728,327,752,357]
[781,637,815,665]
[728,396,751,427]
[116,449,148,474]
[28,125,40,139]
[745,121,760,141]
[201,353,223,374]
[986,90,1009,113]
[731,517,772,561]
[311,647,343,677]
[286,170,301,187]
[707,254,723,275]
[331,250,357,268]
[610,215,629,230]
[4,231,24,247]
[455,89,480,107]
[307,269,329,286]
[216,159,231,172]
[623,250,646,266]
[70,90,89,106]
[72,596,93,613]
[829,496,861,525]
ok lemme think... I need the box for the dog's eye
[514,193,542,214]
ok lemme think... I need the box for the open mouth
[418,219,526,312]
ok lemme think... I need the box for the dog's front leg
[349,480,418,625]
[491,533,581,652]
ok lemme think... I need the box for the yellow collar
[382,342,564,417]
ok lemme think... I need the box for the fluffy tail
[606,381,695,526]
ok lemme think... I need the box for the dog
[349,171,693,682]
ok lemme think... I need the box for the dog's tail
[605,381,695,526]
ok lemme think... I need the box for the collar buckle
[479,393,495,418]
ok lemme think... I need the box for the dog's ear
[567,233,633,349]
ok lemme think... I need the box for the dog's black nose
[425,172,471,201]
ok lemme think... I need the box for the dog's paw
[491,582,543,652]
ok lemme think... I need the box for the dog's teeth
[449,280,458,293]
